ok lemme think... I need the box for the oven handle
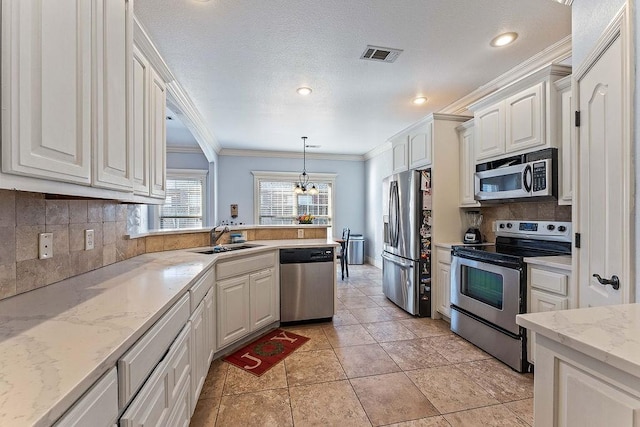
[451,252,522,271]
[382,253,414,269]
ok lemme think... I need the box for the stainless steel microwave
[474,148,557,202]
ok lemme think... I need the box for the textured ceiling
[135,0,571,155]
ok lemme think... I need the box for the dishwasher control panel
[280,247,334,264]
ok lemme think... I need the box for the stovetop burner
[452,220,572,266]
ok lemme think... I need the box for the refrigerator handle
[382,253,414,269]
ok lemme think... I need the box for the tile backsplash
[0,190,141,301]
[477,201,572,242]
[0,189,331,302]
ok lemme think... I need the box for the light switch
[85,229,94,250]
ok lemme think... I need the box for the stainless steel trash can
[348,234,364,264]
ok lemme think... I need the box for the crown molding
[166,145,204,154]
[133,18,174,83]
[135,17,221,162]
[441,34,572,115]
[219,148,364,162]
[364,141,392,160]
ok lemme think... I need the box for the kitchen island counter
[0,239,336,426]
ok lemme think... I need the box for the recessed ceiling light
[490,32,518,47]
[412,96,428,105]
[297,87,312,96]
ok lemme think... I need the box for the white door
[250,269,277,331]
[217,275,250,348]
[132,45,150,196]
[150,67,167,199]
[504,83,544,154]
[474,102,505,161]
[577,32,631,307]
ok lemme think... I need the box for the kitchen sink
[194,243,263,254]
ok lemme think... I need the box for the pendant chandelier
[294,136,318,195]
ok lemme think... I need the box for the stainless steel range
[450,220,572,372]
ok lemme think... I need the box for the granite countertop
[523,255,572,270]
[0,239,337,426]
[516,304,640,378]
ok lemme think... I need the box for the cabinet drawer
[190,267,214,312]
[530,268,568,295]
[119,323,191,427]
[54,368,118,427]
[216,252,276,280]
[118,293,190,408]
[436,248,451,265]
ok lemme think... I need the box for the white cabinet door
[474,103,505,161]
[436,260,451,318]
[1,0,92,184]
[530,289,568,313]
[556,77,573,205]
[391,134,409,174]
[505,83,544,154]
[93,0,132,191]
[204,288,216,366]
[457,122,479,207]
[555,358,640,427]
[250,269,277,331]
[132,45,150,196]
[217,275,251,348]
[150,68,167,199]
[577,32,630,307]
[189,300,207,415]
[408,121,433,169]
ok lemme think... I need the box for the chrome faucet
[211,226,230,246]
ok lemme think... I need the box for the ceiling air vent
[360,45,403,63]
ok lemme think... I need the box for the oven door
[474,163,532,201]
[450,254,523,335]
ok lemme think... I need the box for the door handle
[382,253,413,269]
[592,274,620,290]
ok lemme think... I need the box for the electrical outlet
[85,229,95,250]
[39,233,53,259]
[297,229,304,238]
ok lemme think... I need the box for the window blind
[160,176,204,229]
[258,180,332,224]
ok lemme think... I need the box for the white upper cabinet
[505,83,544,153]
[1,1,169,202]
[408,120,433,169]
[132,45,151,196]
[470,65,571,164]
[93,0,133,191]
[150,68,167,199]
[391,134,409,174]
[457,120,479,207]
[1,0,92,184]
[555,75,573,205]
[474,103,505,161]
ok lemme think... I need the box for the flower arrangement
[297,214,314,224]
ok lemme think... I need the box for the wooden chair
[337,228,350,280]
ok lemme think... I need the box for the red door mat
[224,329,310,376]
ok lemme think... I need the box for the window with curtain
[159,171,207,229]
[253,171,336,225]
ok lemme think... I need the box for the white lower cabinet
[119,323,192,427]
[217,274,252,348]
[526,263,571,364]
[54,368,118,427]
[190,288,214,415]
[434,246,452,318]
[534,335,640,427]
[250,268,278,331]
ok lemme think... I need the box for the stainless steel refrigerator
[382,169,432,317]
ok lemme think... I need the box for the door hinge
[575,233,581,248]
[575,111,581,127]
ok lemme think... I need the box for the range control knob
[547,224,556,231]
[558,225,567,232]
[506,223,513,229]
[499,223,506,229]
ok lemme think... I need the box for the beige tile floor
[190,264,534,427]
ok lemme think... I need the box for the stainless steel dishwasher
[280,247,335,323]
